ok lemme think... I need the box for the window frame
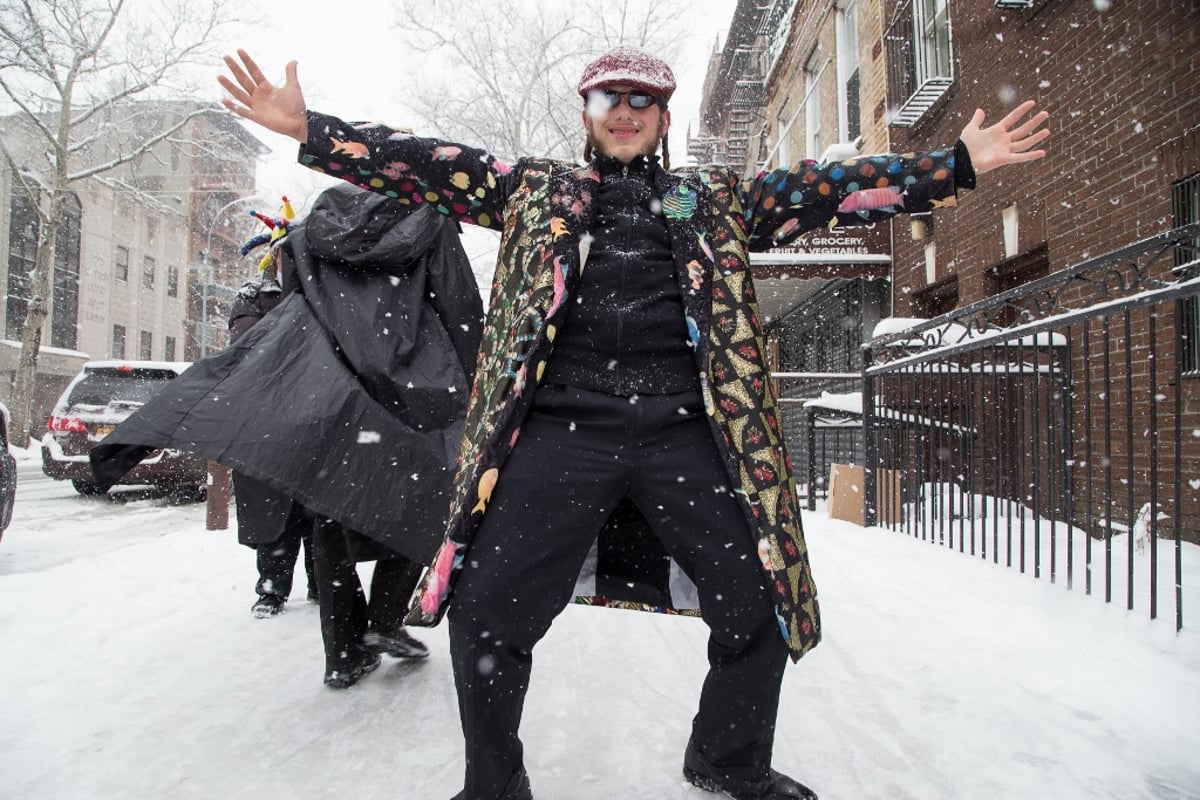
[837,0,862,143]
[805,49,824,159]
[1175,174,1200,377]
[112,324,127,359]
[115,245,129,282]
[885,0,955,127]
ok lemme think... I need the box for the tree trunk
[10,211,61,447]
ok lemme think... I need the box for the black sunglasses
[588,88,662,110]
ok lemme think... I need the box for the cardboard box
[827,463,902,526]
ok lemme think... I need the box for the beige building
[0,102,265,436]
[690,0,895,375]
[74,179,191,362]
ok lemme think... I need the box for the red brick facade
[885,0,1200,542]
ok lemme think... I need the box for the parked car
[0,400,17,537]
[41,361,207,497]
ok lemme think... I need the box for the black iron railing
[855,223,1200,630]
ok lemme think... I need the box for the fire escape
[687,1,767,176]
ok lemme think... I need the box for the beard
[584,119,663,161]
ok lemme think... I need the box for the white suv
[41,361,206,496]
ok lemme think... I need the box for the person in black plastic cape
[226,255,318,619]
[90,183,484,687]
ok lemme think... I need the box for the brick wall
[885,0,1200,542]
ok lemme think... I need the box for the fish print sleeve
[298,111,516,232]
[737,146,963,252]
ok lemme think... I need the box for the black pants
[449,385,789,799]
[311,516,424,670]
[255,525,315,600]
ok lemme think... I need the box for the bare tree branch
[0,0,240,443]
[391,0,693,161]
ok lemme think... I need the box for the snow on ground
[1,452,1198,800]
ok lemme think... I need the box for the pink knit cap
[576,45,676,103]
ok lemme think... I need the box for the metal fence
[774,372,861,504]
[774,226,1200,628]
[852,224,1200,630]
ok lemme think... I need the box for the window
[912,274,959,317]
[916,0,952,85]
[838,0,862,143]
[51,194,81,350]
[776,108,791,167]
[112,325,126,359]
[987,242,1049,327]
[143,256,155,289]
[885,0,954,127]
[6,190,38,339]
[1175,174,1200,376]
[139,330,153,360]
[115,245,129,282]
[167,265,179,298]
[762,0,800,77]
[805,50,823,159]
[164,336,177,361]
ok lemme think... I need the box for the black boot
[323,648,381,689]
[683,740,817,800]
[251,593,285,618]
[450,767,533,800]
[363,624,429,658]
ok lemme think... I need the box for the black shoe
[323,650,382,689]
[450,768,533,800]
[363,625,429,659]
[251,594,285,618]
[683,741,817,800]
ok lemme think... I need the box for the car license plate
[93,425,115,437]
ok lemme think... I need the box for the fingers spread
[222,54,258,96]
[999,99,1038,129]
[220,98,252,120]
[237,49,267,84]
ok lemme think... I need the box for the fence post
[806,405,817,511]
[862,343,877,528]
[206,461,230,530]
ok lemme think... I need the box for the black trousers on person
[255,526,315,601]
[448,385,790,800]
[311,516,424,670]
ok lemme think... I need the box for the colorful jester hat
[239,196,297,272]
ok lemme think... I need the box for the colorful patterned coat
[299,111,966,661]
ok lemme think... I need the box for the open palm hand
[959,100,1050,175]
[219,49,309,142]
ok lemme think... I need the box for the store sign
[759,222,891,262]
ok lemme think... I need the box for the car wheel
[71,479,107,496]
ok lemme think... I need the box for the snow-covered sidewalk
[1,461,1197,800]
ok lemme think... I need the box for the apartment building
[0,102,266,431]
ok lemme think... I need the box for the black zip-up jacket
[541,154,698,396]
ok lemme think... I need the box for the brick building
[694,0,1200,541]
[882,0,1199,540]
